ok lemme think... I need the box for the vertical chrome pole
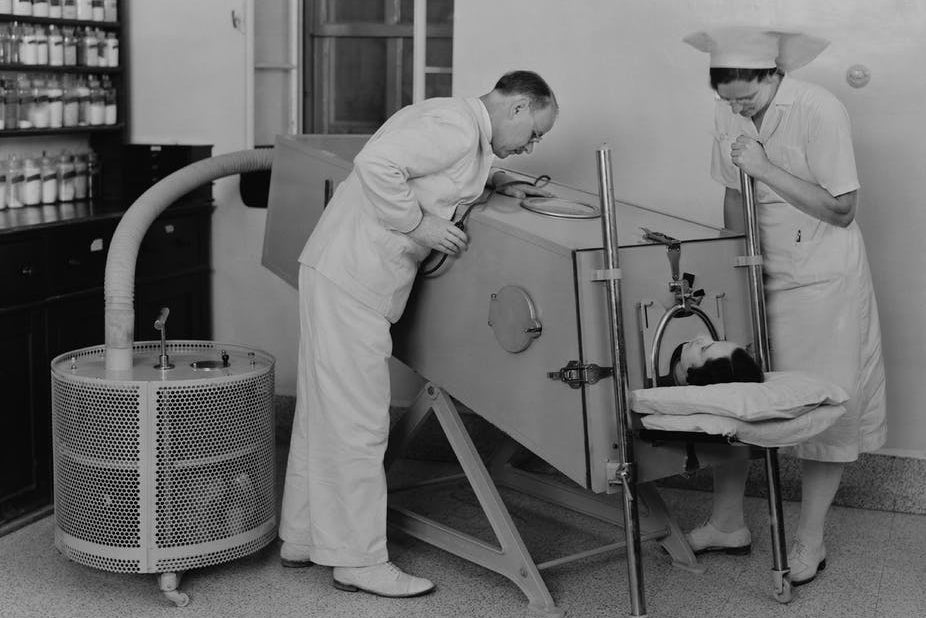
[739,170,791,602]
[597,146,647,617]
[739,170,771,370]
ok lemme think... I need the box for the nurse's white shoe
[789,540,826,586]
[685,520,752,555]
[279,541,314,568]
[333,562,435,598]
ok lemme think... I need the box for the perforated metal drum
[50,341,276,579]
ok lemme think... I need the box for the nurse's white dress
[711,76,886,462]
[279,97,496,565]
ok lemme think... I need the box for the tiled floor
[1,456,924,618]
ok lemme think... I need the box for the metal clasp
[547,360,613,389]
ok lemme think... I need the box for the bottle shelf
[0,123,123,136]
[0,16,120,29]
[0,64,121,73]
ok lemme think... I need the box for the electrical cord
[419,174,551,277]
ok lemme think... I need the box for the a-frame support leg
[386,383,563,617]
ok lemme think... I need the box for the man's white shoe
[333,562,435,598]
[279,542,313,568]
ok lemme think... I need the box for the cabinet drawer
[47,220,118,295]
[0,240,45,306]
[137,215,208,277]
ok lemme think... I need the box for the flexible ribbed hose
[104,148,275,373]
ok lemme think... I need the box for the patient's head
[669,334,764,386]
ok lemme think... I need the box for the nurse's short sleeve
[710,103,741,190]
[805,95,859,197]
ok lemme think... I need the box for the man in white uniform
[279,70,558,598]
[683,28,886,586]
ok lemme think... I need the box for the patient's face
[673,335,739,385]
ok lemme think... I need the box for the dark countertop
[0,197,214,235]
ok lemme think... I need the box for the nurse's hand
[730,136,772,178]
[407,213,469,255]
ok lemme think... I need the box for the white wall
[454,0,926,456]
[130,0,300,395]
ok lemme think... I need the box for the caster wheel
[164,590,190,607]
[773,579,793,603]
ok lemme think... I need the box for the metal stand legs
[386,383,563,617]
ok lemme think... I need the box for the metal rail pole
[596,146,647,617]
[739,169,791,602]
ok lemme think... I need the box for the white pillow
[630,371,849,421]
[639,404,847,448]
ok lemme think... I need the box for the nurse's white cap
[683,27,829,72]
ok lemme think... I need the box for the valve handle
[154,307,170,331]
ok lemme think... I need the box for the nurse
[683,28,886,584]
[278,70,558,598]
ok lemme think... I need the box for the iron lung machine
[261,136,789,616]
[392,173,754,493]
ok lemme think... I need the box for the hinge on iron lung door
[547,360,613,389]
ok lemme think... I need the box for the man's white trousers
[279,266,391,566]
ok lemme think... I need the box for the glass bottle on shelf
[0,23,10,65]
[102,0,115,22]
[32,77,51,129]
[33,0,49,18]
[19,23,36,66]
[76,0,90,21]
[40,153,57,204]
[87,149,99,200]
[82,27,98,67]
[62,0,76,20]
[3,77,17,128]
[102,75,115,124]
[7,155,24,208]
[49,0,61,18]
[34,25,48,66]
[63,27,77,66]
[47,74,62,127]
[73,151,87,198]
[48,24,63,66]
[30,76,49,128]
[103,30,117,66]
[95,28,106,67]
[62,75,78,126]
[76,75,89,125]
[91,0,102,21]
[88,77,103,125]
[16,74,33,128]
[22,155,41,206]
[8,21,20,64]
[12,0,31,18]
[0,1,12,16]
[57,151,75,202]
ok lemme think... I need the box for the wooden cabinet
[0,200,212,535]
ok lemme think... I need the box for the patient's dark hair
[665,341,764,386]
[687,348,764,385]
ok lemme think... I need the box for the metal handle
[154,307,170,331]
